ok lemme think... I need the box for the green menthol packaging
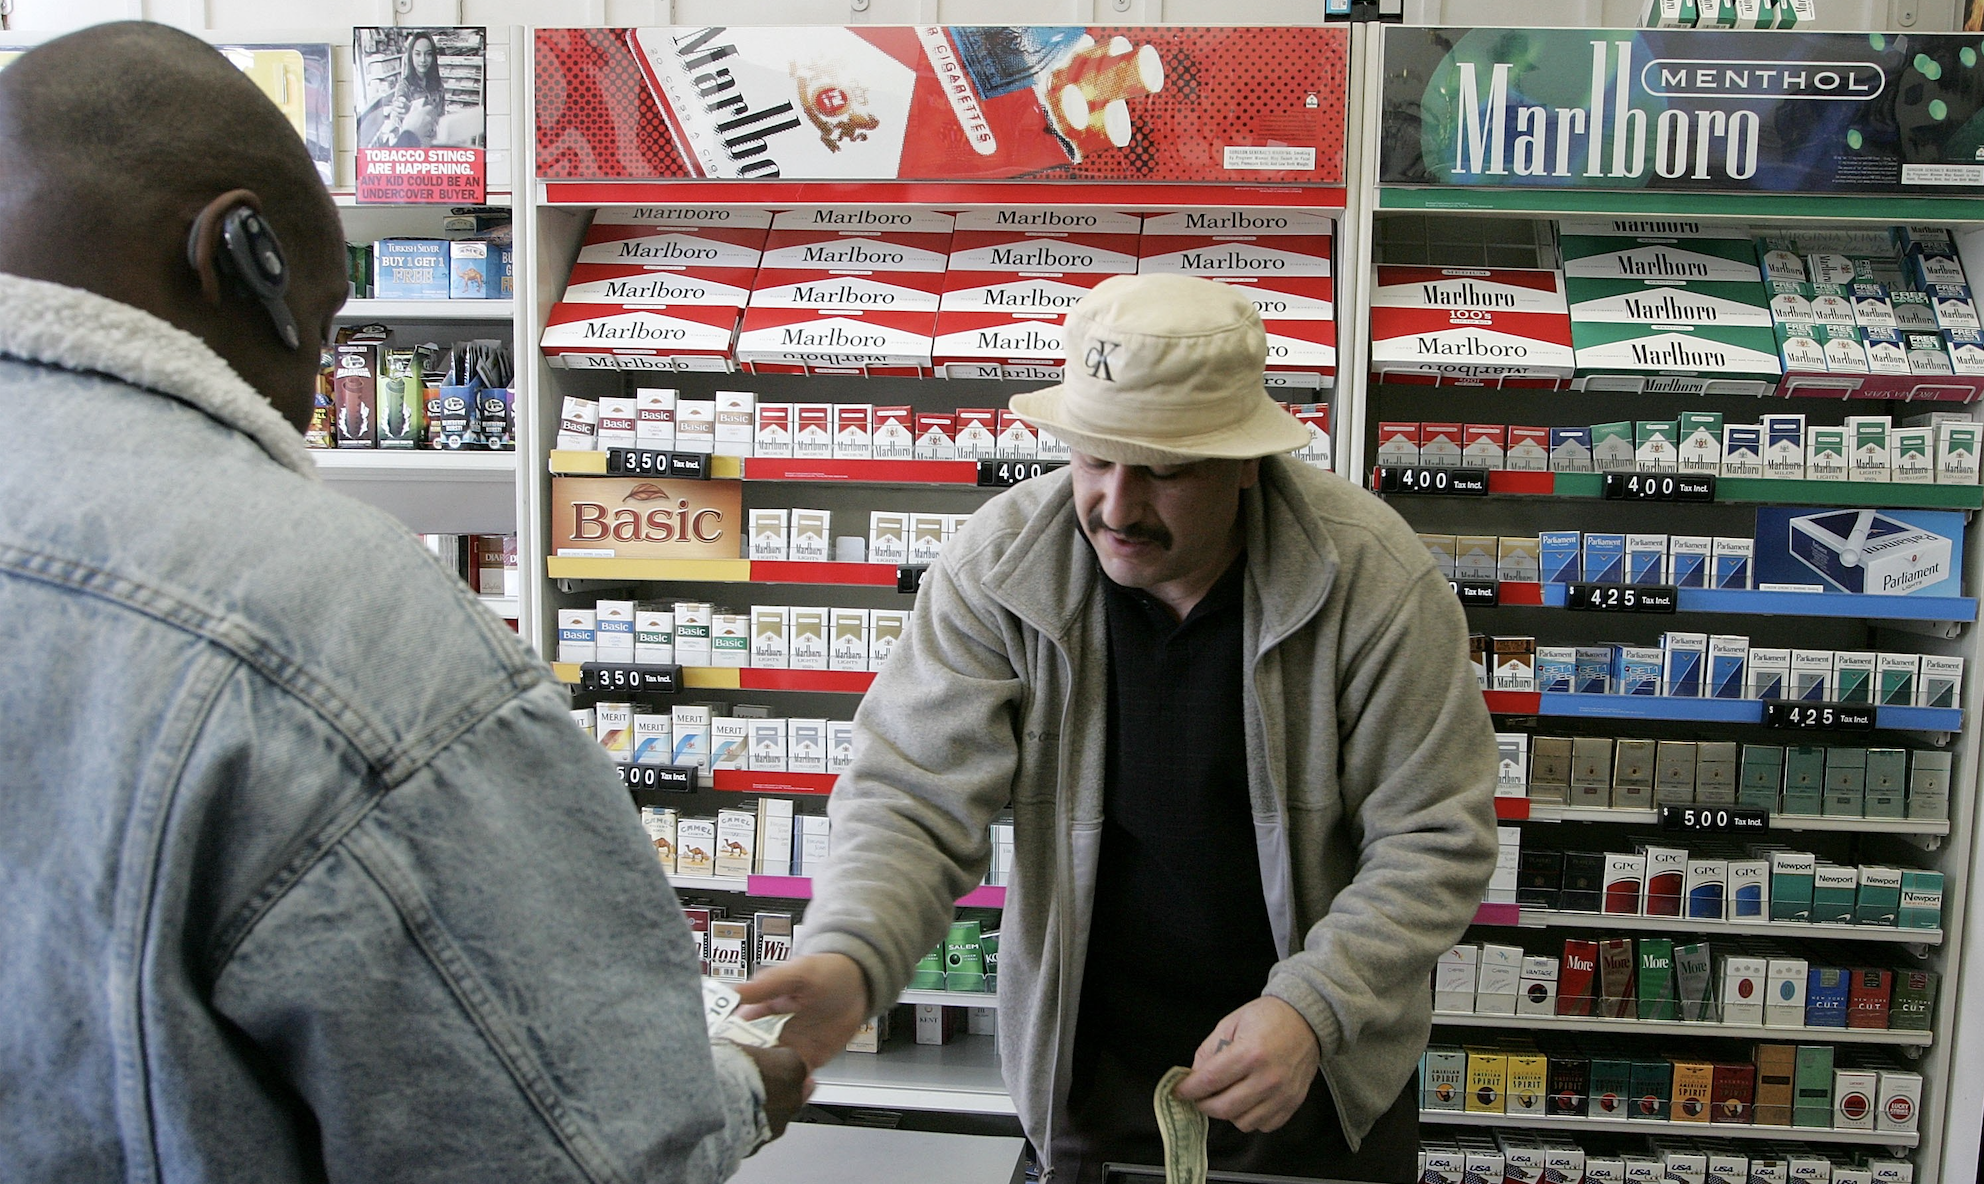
[1811,864,1859,923]
[1678,411,1724,473]
[1628,1059,1673,1120]
[1878,654,1919,706]
[1674,942,1714,1021]
[1909,749,1951,821]
[1890,970,1938,1031]
[1804,426,1848,481]
[910,947,947,990]
[1593,420,1637,472]
[1855,866,1901,925]
[943,920,984,992]
[1637,939,1676,1020]
[1822,748,1865,817]
[1892,427,1935,484]
[1780,746,1825,815]
[1739,744,1784,811]
[1792,1045,1834,1127]
[1863,749,1907,818]
[980,930,999,991]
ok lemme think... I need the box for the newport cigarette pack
[1900,869,1944,928]
[1769,851,1815,921]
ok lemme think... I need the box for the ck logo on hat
[1083,340,1120,382]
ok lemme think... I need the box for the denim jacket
[0,274,767,1182]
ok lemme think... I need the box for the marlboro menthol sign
[1380,28,1984,194]
[536,26,1347,184]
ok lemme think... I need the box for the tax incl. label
[1378,466,1490,496]
[976,460,1068,488]
[622,764,696,795]
[1762,700,1876,732]
[1659,805,1770,834]
[1451,579,1499,606]
[579,663,681,694]
[1603,472,1716,502]
[1564,583,1678,613]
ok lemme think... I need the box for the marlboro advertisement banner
[536,26,1346,184]
[1380,27,1984,194]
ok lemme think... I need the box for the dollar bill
[1154,1065,1207,1184]
[702,977,795,1049]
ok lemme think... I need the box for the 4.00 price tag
[976,460,1068,488]
[1564,583,1678,613]
[1377,466,1490,495]
[1603,472,1716,502]
[1762,700,1876,732]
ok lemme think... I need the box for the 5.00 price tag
[1564,583,1678,613]
[976,460,1068,488]
[1659,806,1769,834]
[1762,700,1876,732]
[622,764,696,795]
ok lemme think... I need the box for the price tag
[1451,579,1499,606]
[976,460,1068,488]
[897,565,928,593]
[1603,472,1716,502]
[579,663,682,694]
[668,452,712,480]
[605,447,675,477]
[1377,466,1490,496]
[1564,583,1678,613]
[1762,700,1876,732]
[622,764,696,795]
[1659,805,1770,834]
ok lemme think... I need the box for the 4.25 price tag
[1762,700,1876,732]
[976,460,1068,488]
[1564,583,1678,613]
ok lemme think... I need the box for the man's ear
[184,187,263,307]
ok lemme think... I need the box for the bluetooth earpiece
[186,202,301,351]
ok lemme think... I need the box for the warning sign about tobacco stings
[1380,27,1984,194]
[353,26,488,203]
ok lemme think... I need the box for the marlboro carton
[540,303,740,370]
[1572,320,1782,395]
[738,209,952,373]
[1560,234,1765,283]
[932,312,1066,377]
[1371,266,1565,314]
[1369,304,1574,386]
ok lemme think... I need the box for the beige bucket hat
[1008,273,1311,467]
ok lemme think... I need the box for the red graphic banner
[535,25,1347,186]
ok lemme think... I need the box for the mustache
[1085,512,1172,550]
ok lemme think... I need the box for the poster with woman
[353,26,487,203]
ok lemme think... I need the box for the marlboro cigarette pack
[1559,234,1765,283]
[1140,213,1337,378]
[539,303,739,370]
[1566,278,1773,327]
[1571,320,1782,395]
[738,208,952,373]
[1371,266,1565,313]
[1369,305,1574,386]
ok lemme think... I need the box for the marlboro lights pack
[542,209,770,371]
[935,207,1141,378]
[1369,266,1572,388]
[1138,208,1335,381]
[736,207,953,374]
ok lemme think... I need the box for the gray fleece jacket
[799,456,1497,1179]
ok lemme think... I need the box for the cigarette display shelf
[1377,469,1984,512]
[549,450,990,487]
[1490,798,1951,838]
[542,179,1346,213]
[669,873,750,894]
[337,298,515,322]
[1431,1011,1933,1047]
[711,769,839,796]
[311,449,519,475]
[1488,583,1977,624]
[898,988,999,1009]
[1375,186,1984,227]
[545,555,903,588]
[747,876,1006,909]
[551,662,874,694]
[1480,691,1962,734]
[1419,1109,1919,1148]
[1472,905,1941,946]
[811,1030,1013,1116]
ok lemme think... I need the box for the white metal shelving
[1432,1011,1934,1046]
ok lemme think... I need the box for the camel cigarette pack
[675,817,715,877]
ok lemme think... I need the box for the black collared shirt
[1071,552,1281,1079]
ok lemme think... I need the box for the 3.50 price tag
[976,460,1068,488]
[1377,466,1490,495]
[1659,805,1769,834]
[1564,583,1678,613]
[1762,700,1876,732]
[579,663,681,694]
[1603,472,1716,502]
[605,448,710,480]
